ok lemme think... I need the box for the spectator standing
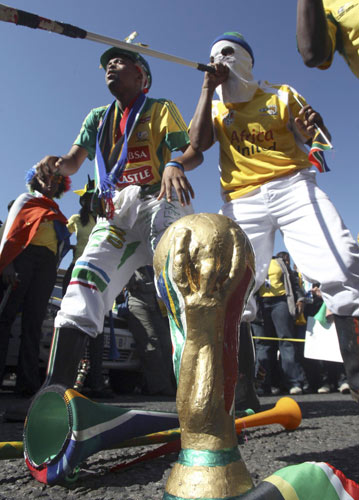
[0,168,70,396]
[292,269,321,392]
[252,253,305,395]
[126,265,175,396]
[305,284,350,394]
[62,178,97,294]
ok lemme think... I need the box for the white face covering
[210,40,258,103]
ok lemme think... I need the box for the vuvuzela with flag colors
[23,385,179,485]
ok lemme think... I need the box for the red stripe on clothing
[69,280,98,291]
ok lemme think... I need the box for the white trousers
[220,169,359,321]
[55,188,193,337]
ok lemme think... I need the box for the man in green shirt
[35,46,202,389]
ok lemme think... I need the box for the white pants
[220,169,359,321]
[55,188,193,337]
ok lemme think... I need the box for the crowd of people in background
[251,250,350,397]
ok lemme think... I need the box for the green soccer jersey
[74,97,190,188]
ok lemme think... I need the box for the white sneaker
[289,386,303,395]
[271,386,281,395]
[339,382,350,394]
[317,385,331,394]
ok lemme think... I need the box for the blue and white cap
[211,32,254,66]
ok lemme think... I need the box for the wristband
[165,161,184,172]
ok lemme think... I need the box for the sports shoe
[271,386,281,395]
[339,382,350,394]
[317,384,331,394]
[289,386,303,395]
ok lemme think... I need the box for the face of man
[37,174,63,199]
[210,44,235,63]
[209,40,257,103]
[105,55,143,97]
[279,253,290,267]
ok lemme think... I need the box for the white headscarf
[210,40,258,103]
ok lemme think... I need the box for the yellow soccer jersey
[321,0,359,78]
[74,98,190,189]
[258,259,286,298]
[212,82,311,201]
[30,220,57,255]
[67,213,96,262]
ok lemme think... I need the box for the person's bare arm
[294,104,331,143]
[296,0,332,67]
[179,145,204,172]
[189,63,229,152]
[158,146,203,206]
[35,145,88,188]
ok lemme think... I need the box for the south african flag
[240,462,359,499]
[308,130,331,173]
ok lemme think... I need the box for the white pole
[0,3,214,73]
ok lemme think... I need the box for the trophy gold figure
[154,213,255,499]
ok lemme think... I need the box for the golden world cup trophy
[153,213,256,500]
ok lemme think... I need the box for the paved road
[0,390,358,499]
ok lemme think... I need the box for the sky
[0,0,357,270]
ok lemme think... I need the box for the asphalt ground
[0,389,358,499]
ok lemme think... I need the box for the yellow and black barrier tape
[252,336,305,342]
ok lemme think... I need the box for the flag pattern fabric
[308,130,331,173]
[95,93,147,218]
[24,388,179,485]
[0,191,69,274]
[156,251,187,384]
[239,462,359,499]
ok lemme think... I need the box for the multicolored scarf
[95,92,147,218]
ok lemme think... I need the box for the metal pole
[0,3,214,73]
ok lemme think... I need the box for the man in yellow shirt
[296,0,359,78]
[254,254,305,395]
[189,31,359,402]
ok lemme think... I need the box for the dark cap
[100,46,152,90]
